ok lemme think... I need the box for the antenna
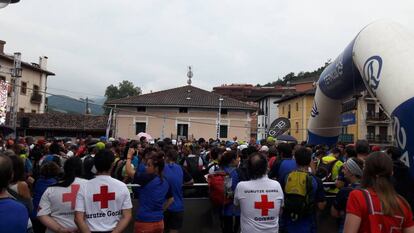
[187,66,193,85]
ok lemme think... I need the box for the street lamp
[216,97,224,140]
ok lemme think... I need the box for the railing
[366,112,389,121]
[366,134,393,143]
[126,181,338,233]
[30,92,42,104]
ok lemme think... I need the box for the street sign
[268,117,291,138]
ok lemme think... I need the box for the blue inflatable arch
[307,20,414,177]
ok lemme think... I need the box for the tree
[104,80,142,101]
[104,80,142,114]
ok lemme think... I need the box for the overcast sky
[0,0,413,99]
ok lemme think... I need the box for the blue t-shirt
[163,163,192,212]
[0,198,29,233]
[278,159,297,187]
[221,166,240,217]
[134,173,172,222]
[283,174,325,233]
[31,177,57,218]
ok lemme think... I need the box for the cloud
[0,0,413,98]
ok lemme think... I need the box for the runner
[344,152,414,233]
[38,157,86,233]
[0,154,29,233]
[163,147,193,233]
[127,149,174,233]
[282,147,326,233]
[75,149,132,233]
[234,152,284,233]
[331,158,363,233]
[268,143,296,188]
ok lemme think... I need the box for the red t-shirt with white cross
[346,189,414,233]
[75,175,132,232]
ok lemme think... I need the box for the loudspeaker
[20,117,30,129]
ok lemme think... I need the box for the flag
[105,109,113,141]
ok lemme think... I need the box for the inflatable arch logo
[363,56,383,91]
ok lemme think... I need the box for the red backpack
[207,169,234,207]
[360,189,408,233]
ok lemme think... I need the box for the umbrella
[277,134,297,142]
[136,132,152,141]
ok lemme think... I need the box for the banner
[0,81,8,125]
[268,117,290,138]
[105,108,112,141]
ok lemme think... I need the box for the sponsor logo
[393,116,410,168]
[363,56,383,91]
[311,102,319,117]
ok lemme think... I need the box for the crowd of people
[0,135,413,233]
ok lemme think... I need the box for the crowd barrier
[124,182,339,233]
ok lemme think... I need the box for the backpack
[284,170,314,221]
[315,158,338,181]
[207,168,235,207]
[111,159,127,181]
[184,156,205,183]
[359,189,409,233]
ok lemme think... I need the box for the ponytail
[53,157,83,187]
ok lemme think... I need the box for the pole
[217,98,223,140]
[11,52,22,139]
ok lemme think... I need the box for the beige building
[0,40,55,114]
[107,85,256,141]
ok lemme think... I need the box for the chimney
[39,56,48,69]
[0,40,5,54]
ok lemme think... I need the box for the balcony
[366,112,389,122]
[366,134,393,144]
[30,92,42,104]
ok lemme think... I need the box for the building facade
[275,90,315,142]
[256,94,283,140]
[0,40,55,114]
[275,89,394,145]
[107,85,256,141]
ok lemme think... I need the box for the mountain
[47,95,105,115]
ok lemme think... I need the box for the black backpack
[316,159,338,181]
[184,156,205,183]
[283,170,314,221]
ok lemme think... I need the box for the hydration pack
[284,170,314,221]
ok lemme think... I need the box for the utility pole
[216,97,224,140]
[10,52,22,139]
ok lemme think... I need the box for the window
[219,125,228,138]
[179,107,188,113]
[137,106,146,112]
[31,110,36,113]
[288,104,291,118]
[295,122,299,133]
[33,85,39,93]
[20,81,27,95]
[177,124,189,139]
[221,109,228,115]
[135,122,146,134]
[367,126,375,140]
[282,106,285,114]
[296,102,299,111]
[0,76,5,82]
[19,108,24,113]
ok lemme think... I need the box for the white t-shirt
[75,175,132,232]
[234,176,284,233]
[38,177,87,233]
